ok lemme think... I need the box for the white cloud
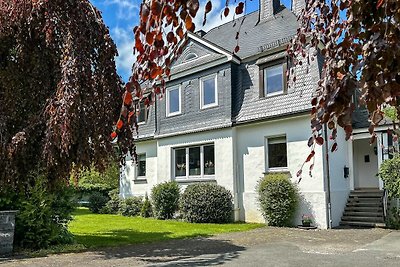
[103,0,139,20]
[193,0,244,32]
[111,27,135,79]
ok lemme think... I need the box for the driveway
[1,227,399,266]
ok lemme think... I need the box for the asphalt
[1,227,399,267]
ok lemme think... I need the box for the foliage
[379,155,400,198]
[14,173,76,249]
[69,207,263,248]
[141,193,153,218]
[288,0,400,166]
[119,196,143,217]
[0,0,122,189]
[72,161,120,194]
[102,189,121,214]
[257,173,299,227]
[88,192,109,214]
[151,181,180,219]
[386,206,400,230]
[180,183,233,223]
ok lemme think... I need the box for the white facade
[120,114,352,228]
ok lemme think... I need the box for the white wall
[236,115,328,228]
[120,140,158,198]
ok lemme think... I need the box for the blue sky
[91,0,292,82]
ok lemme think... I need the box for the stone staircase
[340,188,386,228]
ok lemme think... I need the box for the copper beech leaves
[0,0,122,187]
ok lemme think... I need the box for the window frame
[172,143,215,180]
[259,59,287,98]
[136,153,146,179]
[265,135,288,172]
[166,85,182,117]
[136,100,148,125]
[200,74,218,109]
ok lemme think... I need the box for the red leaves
[376,0,385,8]
[306,151,315,162]
[145,32,155,45]
[234,45,240,53]
[316,136,324,145]
[331,142,338,152]
[185,15,195,32]
[110,131,117,140]
[235,2,244,15]
[205,1,212,14]
[116,119,123,130]
[187,0,199,18]
[123,91,132,106]
[224,7,230,17]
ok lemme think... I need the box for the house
[120,0,394,228]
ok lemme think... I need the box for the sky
[91,0,292,82]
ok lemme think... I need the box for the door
[353,138,379,188]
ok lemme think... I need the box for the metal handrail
[383,188,388,221]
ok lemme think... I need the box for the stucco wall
[236,115,328,228]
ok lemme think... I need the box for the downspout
[232,127,241,221]
[324,124,333,229]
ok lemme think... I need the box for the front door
[353,138,380,188]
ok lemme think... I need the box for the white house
[120,0,392,228]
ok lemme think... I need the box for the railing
[382,188,388,222]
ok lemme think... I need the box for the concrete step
[349,194,383,199]
[344,206,382,212]
[341,216,384,223]
[343,211,383,217]
[346,202,382,207]
[348,197,382,202]
[339,221,386,228]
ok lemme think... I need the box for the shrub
[151,181,180,219]
[379,155,400,198]
[180,183,233,223]
[119,196,143,217]
[257,172,298,227]
[141,193,153,218]
[88,191,109,213]
[102,189,121,214]
[14,173,76,249]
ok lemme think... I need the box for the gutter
[323,123,333,229]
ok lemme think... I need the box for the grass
[69,208,264,249]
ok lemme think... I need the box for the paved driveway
[1,227,399,266]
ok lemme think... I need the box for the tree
[113,0,399,162]
[0,0,123,189]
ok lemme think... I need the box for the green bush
[379,155,400,198]
[102,189,121,214]
[14,174,76,249]
[141,193,153,218]
[180,183,233,223]
[119,196,143,217]
[151,181,180,219]
[88,191,109,214]
[257,172,298,227]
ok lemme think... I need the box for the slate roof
[203,6,298,60]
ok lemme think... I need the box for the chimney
[292,0,306,17]
[259,0,281,23]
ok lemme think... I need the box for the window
[137,101,147,124]
[137,153,146,177]
[260,62,286,97]
[266,136,287,169]
[173,144,215,179]
[185,53,198,61]
[166,86,181,116]
[200,74,218,109]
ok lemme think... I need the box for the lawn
[69,208,264,248]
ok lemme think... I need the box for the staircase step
[339,221,386,228]
[343,211,383,217]
[341,216,384,223]
[348,197,382,202]
[346,202,382,207]
[344,206,382,212]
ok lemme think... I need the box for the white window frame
[200,74,218,109]
[136,101,147,125]
[166,85,182,117]
[263,64,284,97]
[136,153,146,179]
[172,143,215,180]
[265,135,288,172]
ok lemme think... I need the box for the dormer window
[166,86,181,117]
[260,60,287,97]
[200,74,218,109]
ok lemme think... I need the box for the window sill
[263,168,290,175]
[133,178,147,184]
[166,112,182,118]
[260,91,286,99]
[174,177,216,183]
[200,103,218,110]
